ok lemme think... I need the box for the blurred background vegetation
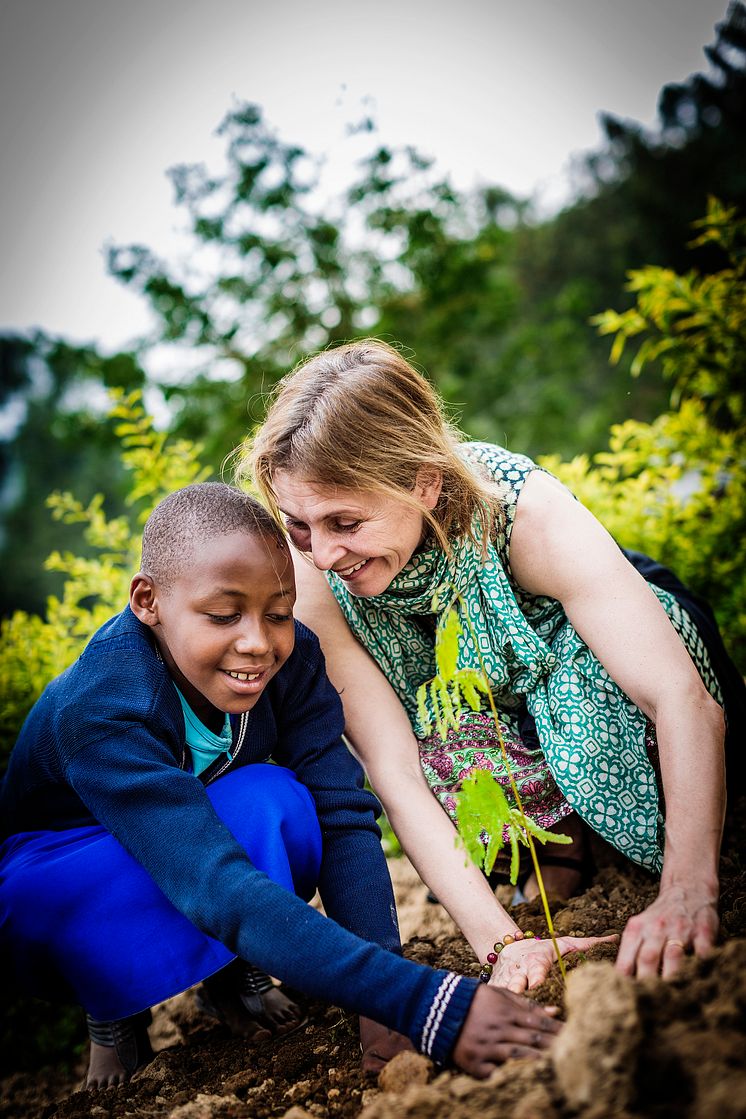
[2,3,744,719]
[0,2,745,1072]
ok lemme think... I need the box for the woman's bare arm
[510,470,725,977]
[293,550,619,987]
[291,554,520,961]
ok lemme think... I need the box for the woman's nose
[309,531,344,572]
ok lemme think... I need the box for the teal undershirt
[175,687,233,776]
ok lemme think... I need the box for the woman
[244,339,741,990]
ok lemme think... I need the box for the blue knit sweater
[1,607,476,1061]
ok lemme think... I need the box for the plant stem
[452,592,567,981]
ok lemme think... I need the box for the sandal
[516,845,596,902]
[85,1009,154,1086]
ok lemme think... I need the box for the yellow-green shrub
[541,199,746,669]
[0,391,210,765]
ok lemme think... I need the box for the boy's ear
[130,573,160,627]
[415,468,443,511]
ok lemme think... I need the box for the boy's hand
[359,1016,415,1072]
[452,984,561,1078]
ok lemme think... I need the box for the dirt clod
[167,1093,242,1118]
[552,961,642,1110]
[377,1051,432,1093]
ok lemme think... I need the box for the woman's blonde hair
[240,339,504,554]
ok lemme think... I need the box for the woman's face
[272,470,441,598]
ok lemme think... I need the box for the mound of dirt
[2,804,745,1119]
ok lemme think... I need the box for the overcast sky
[0,0,730,350]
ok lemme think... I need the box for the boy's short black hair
[141,482,286,589]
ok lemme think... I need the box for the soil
[2,802,745,1119]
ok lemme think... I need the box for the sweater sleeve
[270,626,401,953]
[62,655,476,1061]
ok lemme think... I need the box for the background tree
[1,3,744,619]
[0,334,145,617]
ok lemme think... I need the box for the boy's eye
[267,612,293,623]
[207,614,239,624]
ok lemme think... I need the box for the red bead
[486,952,497,964]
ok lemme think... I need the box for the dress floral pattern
[418,711,573,829]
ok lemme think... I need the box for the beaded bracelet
[478,930,540,982]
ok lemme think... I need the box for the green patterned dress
[326,443,722,873]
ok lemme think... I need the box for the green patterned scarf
[328,523,667,872]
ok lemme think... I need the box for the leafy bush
[541,199,746,669]
[0,390,210,768]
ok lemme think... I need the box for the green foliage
[456,770,570,885]
[5,8,746,617]
[0,332,146,618]
[417,597,570,882]
[592,198,745,428]
[0,391,210,765]
[416,602,489,738]
[545,198,746,668]
[419,596,570,971]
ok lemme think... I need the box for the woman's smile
[335,558,372,580]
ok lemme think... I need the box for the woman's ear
[415,468,443,511]
[130,573,160,627]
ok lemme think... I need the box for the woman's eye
[285,520,310,543]
[334,520,362,532]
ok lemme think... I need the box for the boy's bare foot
[521,813,590,902]
[198,960,305,1040]
[86,1040,133,1088]
[254,985,304,1034]
[85,1012,153,1088]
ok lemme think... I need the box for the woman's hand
[489,934,618,993]
[615,882,719,980]
[453,984,561,1077]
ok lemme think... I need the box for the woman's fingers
[616,889,720,979]
[557,934,618,952]
[615,917,644,976]
[692,904,719,959]
[660,937,687,979]
[505,970,529,993]
[493,934,619,993]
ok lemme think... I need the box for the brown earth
[2,802,745,1119]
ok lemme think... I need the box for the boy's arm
[62,682,562,1072]
[270,626,402,952]
[61,654,474,1061]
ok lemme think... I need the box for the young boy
[0,483,559,1087]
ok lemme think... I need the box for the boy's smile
[132,531,296,733]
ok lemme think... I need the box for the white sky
[0,0,730,351]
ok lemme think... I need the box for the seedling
[417,587,570,979]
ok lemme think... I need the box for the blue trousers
[0,764,322,1020]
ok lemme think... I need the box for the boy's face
[142,530,296,729]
